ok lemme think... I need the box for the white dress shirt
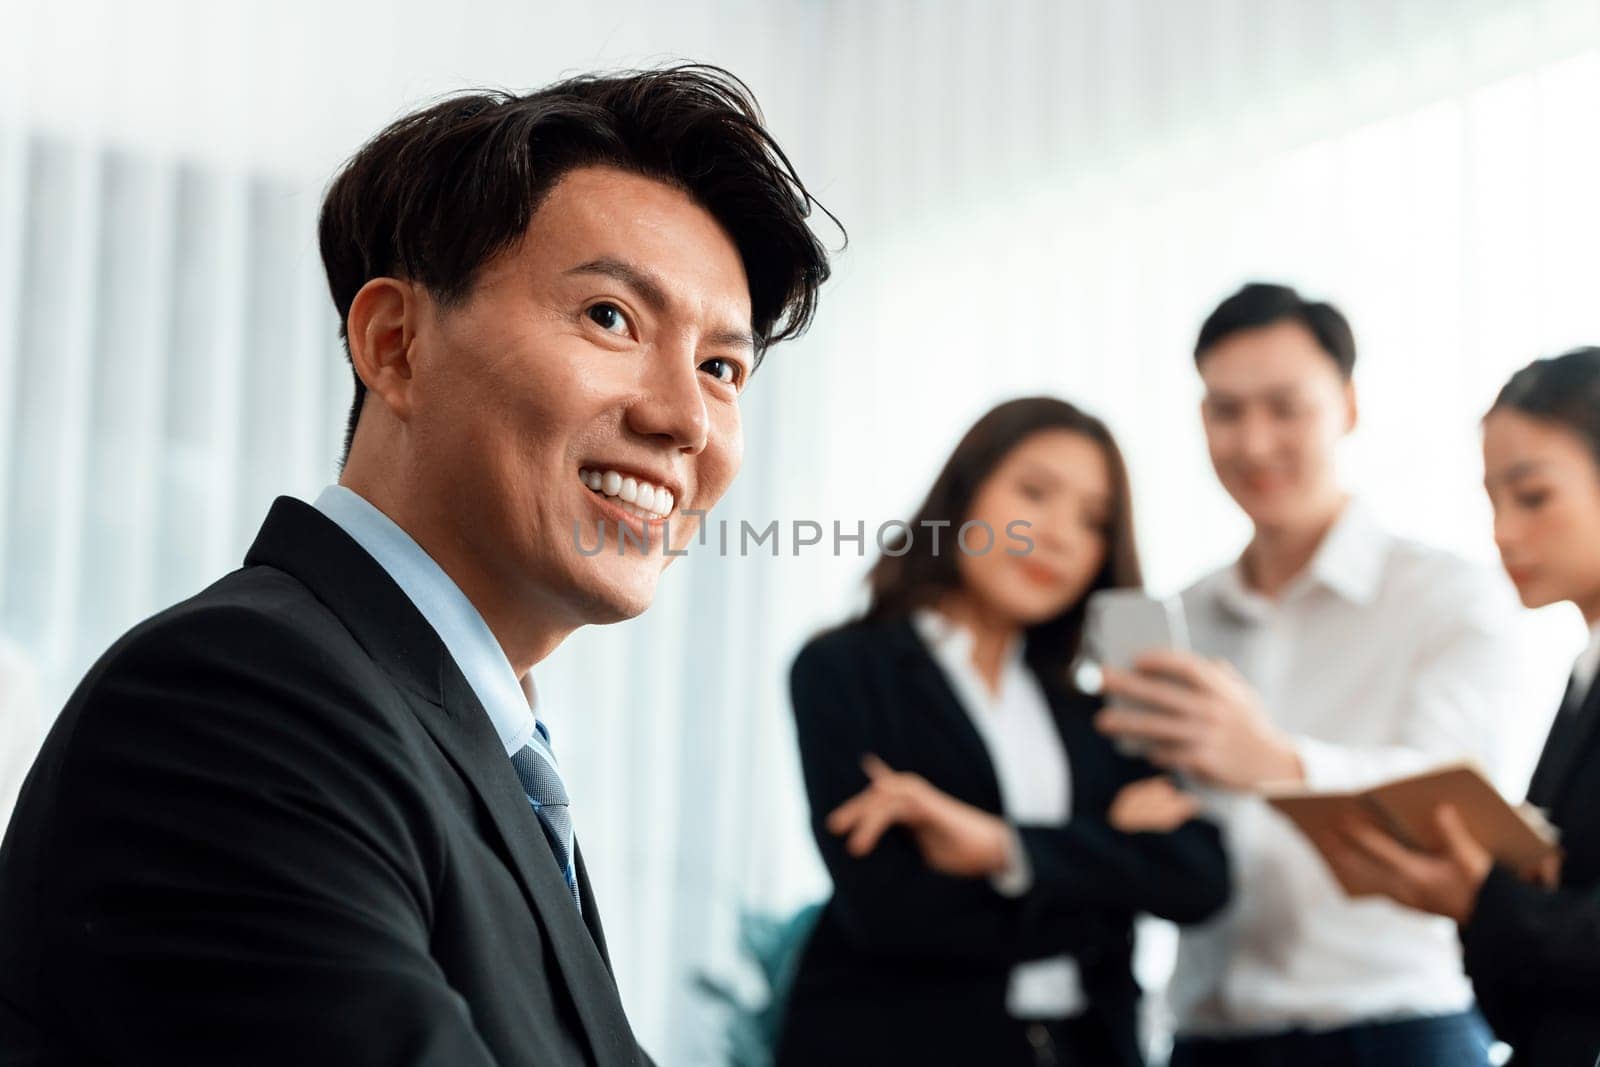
[1168,500,1527,1036]
[314,485,542,757]
[911,610,1086,1020]
[1569,623,1600,706]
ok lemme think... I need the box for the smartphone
[1080,589,1190,674]
[1075,590,1190,755]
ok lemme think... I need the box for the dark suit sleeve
[1460,864,1600,1015]
[792,635,1118,965]
[1016,814,1229,925]
[1015,736,1230,925]
[38,604,501,1066]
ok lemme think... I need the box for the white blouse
[1570,622,1600,705]
[912,610,1085,1020]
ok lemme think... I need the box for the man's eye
[586,304,629,335]
[701,358,741,387]
[1516,491,1550,510]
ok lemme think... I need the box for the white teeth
[578,467,676,518]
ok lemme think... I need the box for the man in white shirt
[1096,283,1524,1065]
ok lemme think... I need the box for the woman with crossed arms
[777,397,1230,1067]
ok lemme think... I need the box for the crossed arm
[792,639,1230,967]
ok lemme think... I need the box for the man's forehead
[529,168,751,317]
[535,167,722,256]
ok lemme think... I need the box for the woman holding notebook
[1322,347,1600,1066]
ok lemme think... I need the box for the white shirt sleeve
[989,825,1033,897]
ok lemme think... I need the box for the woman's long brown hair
[862,396,1143,680]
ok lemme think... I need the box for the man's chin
[572,572,660,625]
[1233,489,1302,528]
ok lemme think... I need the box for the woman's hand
[826,755,1012,877]
[1525,850,1563,889]
[1316,804,1493,924]
[1108,776,1203,833]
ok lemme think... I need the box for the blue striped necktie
[509,722,581,913]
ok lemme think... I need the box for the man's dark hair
[1489,347,1600,468]
[1194,282,1357,378]
[319,64,835,464]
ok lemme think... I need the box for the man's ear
[347,277,419,422]
[1343,379,1359,435]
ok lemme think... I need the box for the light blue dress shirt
[313,484,539,758]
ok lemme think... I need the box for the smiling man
[1096,283,1526,1066]
[0,67,830,1066]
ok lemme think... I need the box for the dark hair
[319,64,836,463]
[863,397,1143,677]
[1195,282,1357,378]
[1488,347,1600,466]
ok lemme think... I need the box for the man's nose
[626,341,710,453]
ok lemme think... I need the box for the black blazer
[775,618,1230,1067]
[0,497,650,1066]
[1461,675,1600,1066]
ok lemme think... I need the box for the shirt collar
[1212,499,1388,618]
[911,608,1025,672]
[313,485,539,757]
[1304,499,1388,605]
[1573,622,1600,698]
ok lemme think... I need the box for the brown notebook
[1263,761,1560,895]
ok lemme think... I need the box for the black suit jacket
[0,497,649,1066]
[774,618,1231,1067]
[1461,676,1600,1067]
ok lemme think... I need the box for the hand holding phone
[1075,590,1189,756]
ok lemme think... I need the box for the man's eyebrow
[1498,460,1547,482]
[1204,384,1299,404]
[566,256,756,350]
[707,326,757,351]
[565,257,670,312]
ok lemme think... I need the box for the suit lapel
[886,617,1104,812]
[574,843,613,971]
[1531,675,1600,817]
[1526,676,1579,809]
[1038,674,1108,810]
[421,645,638,1067]
[243,498,638,1067]
[886,620,1006,810]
